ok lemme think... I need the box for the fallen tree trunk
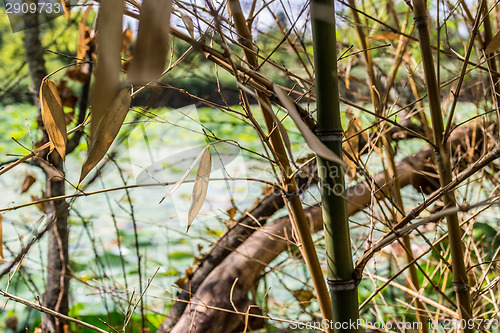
[161,144,436,332]
[161,124,489,332]
[159,124,428,331]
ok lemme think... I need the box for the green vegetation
[0,1,499,333]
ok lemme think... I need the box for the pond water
[0,101,496,331]
[0,103,307,331]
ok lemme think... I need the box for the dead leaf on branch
[80,88,132,182]
[344,109,362,181]
[90,0,123,139]
[485,30,500,54]
[61,0,71,21]
[159,146,211,203]
[180,11,194,38]
[274,85,347,167]
[127,0,172,84]
[20,174,36,193]
[31,194,46,213]
[77,5,93,63]
[187,146,211,231]
[122,28,133,55]
[370,32,401,40]
[40,79,67,160]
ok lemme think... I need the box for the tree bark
[23,6,70,332]
[43,165,69,333]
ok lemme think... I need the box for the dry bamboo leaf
[20,174,36,193]
[77,6,93,62]
[67,67,90,82]
[345,56,353,90]
[485,30,500,54]
[227,206,237,220]
[61,0,70,21]
[122,28,133,55]
[127,0,172,84]
[344,110,360,181]
[31,194,46,213]
[40,160,65,181]
[180,11,194,38]
[91,0,124,139]
[293,289,314,309]
[40,79,67,160]
[187,146,211,231]
[0,213,3,260]
[159,146,209,203]
[80,88,131,182]
[236,82,294,160]
[370,32,401,40]
[274,85,347,167]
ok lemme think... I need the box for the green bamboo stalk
[227,0,334,330]
[412,0,473,329]
[311,0,359,331]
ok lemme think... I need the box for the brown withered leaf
[122,28,133,55]
[187,146,211,231]
[293,289,314,309]
[61,0,70,21]
[227,206,237,220]
[31,194,46,213]
[57,80,77,109]
[122,55,133,72]
[174,276,186,289]
[91,0,123,139]
[180,11,194,38]
[40,160,65,181]
[40,80,67,160]
[77,6,93,62]
[274,85,346,167]
[127,0,172,84]
[225,206,237,229]
[20,174,36,193]
[345,56,353,90]
[370,32,401,40]
[80,88,131,182]
[67,67,90,83]
[485,30,500,54]
[159,146,209,203]
[344,110,361,181]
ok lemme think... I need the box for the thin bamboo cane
[226,0,334,330]
[412,0,473,329]
[482,3,500,110]
[347,1,428,331]
[311,0,360,330]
